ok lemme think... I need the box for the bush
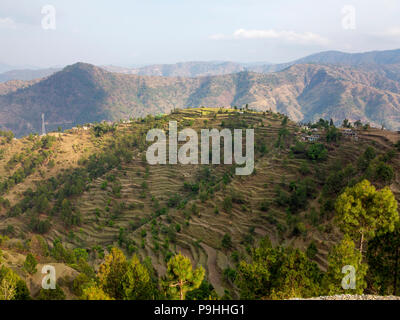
[259,199,269,212]
[307,144,327,161]
[299,162,310,175]
[223,196,232,213]
[374,162,394,184]
[36,285,66,300]
[306,242,318,260]
[221,234,232,249]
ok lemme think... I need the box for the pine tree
[23,253,38,274]
[323,235,367,295]
[122,255,155,300]
[271,248,322,299]
[236,237,278,299]
[163,253,205,300]
[97,247,128,299]
[366,227,400,295]
[335,179,399,260]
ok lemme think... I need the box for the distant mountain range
[102,48,400,77]
[0,68,61,83]
[3,48,400,82]
[2,56,400,137]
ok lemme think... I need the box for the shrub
[307,144,327,161]
[221,234,232,249]
[223,196,233,213]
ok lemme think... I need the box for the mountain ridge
[4,48,400,83]
[2,62,400,137]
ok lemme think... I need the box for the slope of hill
[0,79,41,95]
[0,68,60,83]
[2,62,400,137]
[0,108,399,298]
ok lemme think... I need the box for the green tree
[36,285,66,300]
[81,286,113,300]
[72,273,92,297]
[121,255,155,300]
[342,119,352,128]
[306,241,318,260]
[221,234,232,249]
[270,248,322,299]
[14,280,31,300]
[307,143,327,161]
[23,253,38,274]
[97,247,128,299]
[236,238,281,299]
[366,227,400,295]
[323,235,367,295]
[236,238,322,299]
[0,266,19,300]
[186,280,218,300]
[335,180,399,259]
[374,162,394,184]
[326,126,341,143]
[163,253,205,300]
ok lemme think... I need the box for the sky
[1,0,400,68]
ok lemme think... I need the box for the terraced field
[1,107,399,297]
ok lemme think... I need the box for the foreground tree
[270,249,322,299]
[163,253,205,300]
[121,255,155,300]
[323,235,367,295]
[97,247,128,299]
[0,264,31,300]
[236,238,322,299]
[236,238,280,299]
[366,226,400,295]
[335,179,399,259]
[81,286,113,300]
[0,267,17,300]
[36,285,66,300]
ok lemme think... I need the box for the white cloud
[0,17,17,29]
[210,28,329,45]
[369,27,400,43]
[379,27,400,37]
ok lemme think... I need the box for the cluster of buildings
[300,127,321,142]
[71,125,90,132]
[298,126,359,143]
[342,128,359,140]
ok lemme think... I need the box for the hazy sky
[1,0,400,68]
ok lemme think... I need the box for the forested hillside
[1,108,400,300]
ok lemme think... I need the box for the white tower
[41,113,46,136]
